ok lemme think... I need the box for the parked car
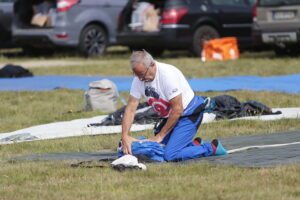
[117,0,256,56]
[0,0,15,48]
[12,0,128,57]
[252,0,300,56]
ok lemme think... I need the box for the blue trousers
[155,95,214,161]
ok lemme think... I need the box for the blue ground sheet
[0,74,300,94]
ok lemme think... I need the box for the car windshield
[259,0,300,6]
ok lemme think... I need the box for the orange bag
[201,37,240,61]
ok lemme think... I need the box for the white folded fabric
[111,155,147,171]
[1,107,299,145]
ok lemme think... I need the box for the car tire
[79,24,107,57]
[191,25,220,57]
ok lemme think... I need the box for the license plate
[273,11,295,20]
[262,32,297,43]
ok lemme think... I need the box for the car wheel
[191,25,220,57]
[79,24,107,57]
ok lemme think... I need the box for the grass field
[0,48,300,200]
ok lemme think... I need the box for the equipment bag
[83,79,120,112]
[201,37,240,61]
[0,64,33,78]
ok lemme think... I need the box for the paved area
[0,60,100,69]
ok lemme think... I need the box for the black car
[117,0,256,56]
[0,0,15,48]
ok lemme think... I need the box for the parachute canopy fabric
[9,130,300,167]
[0,74,300,93]
[1,107,299,145]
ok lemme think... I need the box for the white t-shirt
[130,61,194,118]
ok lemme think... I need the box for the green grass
[0,161,299,200]
[0,48,299,200]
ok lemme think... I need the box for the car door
[99,0,128,29]
[209,0,253,40]
[0,0,15,47]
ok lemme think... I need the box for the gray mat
[191,130,300,167]
[8,130,300,167]
[10,151,118,162]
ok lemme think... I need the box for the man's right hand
[122,135,137,155]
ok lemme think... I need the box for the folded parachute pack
[118,136,165,162]
[204,95,281,120]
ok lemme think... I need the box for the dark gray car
[117,0,257,57]
[0,0,15,48]
[12,0,127,57]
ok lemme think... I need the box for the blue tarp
[0,76,133,91]
[0,74,300,94]
[189,73,300,94]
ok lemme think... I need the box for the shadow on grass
[2,46,299,60]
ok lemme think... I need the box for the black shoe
[211,139,228,156]
[193,137,204,146]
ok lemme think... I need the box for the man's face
[132,62,154,82]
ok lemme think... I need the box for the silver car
[12,0,127,57]
[252,0,300,56]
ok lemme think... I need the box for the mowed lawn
[0,48,300,200]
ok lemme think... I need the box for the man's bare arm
[149,94,183,142]
[121,95,139,154]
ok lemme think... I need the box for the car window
[248,0,256,6]
[259,0,300,6]
[211,0,247,6]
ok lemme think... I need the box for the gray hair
[130,49,154,69]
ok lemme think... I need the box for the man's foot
[211,139,228,156]
[193,137,204,146]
